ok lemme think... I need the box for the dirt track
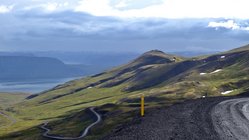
[103,97,234,140]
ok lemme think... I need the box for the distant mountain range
[0,50,219,82]
[0,56,84,82]
[0,51,141,77]
[0,51,216,64]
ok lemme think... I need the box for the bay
[0,77,81,94]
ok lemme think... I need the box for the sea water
[0,77,81,94]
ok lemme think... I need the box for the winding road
[40,107,101,140]
[0,111,16,128]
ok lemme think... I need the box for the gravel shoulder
[103,97,232,140]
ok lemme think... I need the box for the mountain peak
[144,50,166,55]
[138,50,183,63]
[123,50,184,70]
[141,50,172,58]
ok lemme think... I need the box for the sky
[0,0,249,52]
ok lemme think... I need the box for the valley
[1,44,249,140]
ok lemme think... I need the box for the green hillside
[228,44,249,53]
[0,93,29,131]
[1,45,249,140]
[0,93,30,109]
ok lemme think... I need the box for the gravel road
[103,97,234,140]
[212,98,249,140]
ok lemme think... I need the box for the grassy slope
[0,93,30,132]
[0,93,30,109]
[0,115,10,128]
[1,47,249,139]
[228,44,249,53]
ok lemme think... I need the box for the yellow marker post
[141,94,144,117]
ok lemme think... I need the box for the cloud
[12,12,212,39]
[2,0,249,19]
[114,1,128,8]
[74,0,169,18]
[23,2,69,12]
[74,0,249,19]
[42,3,59,12]
[1,9,249,52]
[0,1,249,52]
[110,0,164,10]
[208,20,240,30]
[0,5,14,14]
[74,0,114,16]
[208,20,249,31]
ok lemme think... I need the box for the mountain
[1,45,249,140]
[228,44,249,53]
[0,52,34,57]
[34,51,140,71]
[0,56,84,82]
[0,51,140,76]
[94,50,185,91]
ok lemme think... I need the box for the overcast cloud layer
[0,0,249,52]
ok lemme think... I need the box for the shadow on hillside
[59,96,114,109]
[121,96,169,103]
[119,96,174,107]
[237,91,249,97]
[0,125,47,140]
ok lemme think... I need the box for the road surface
[103,97,225,140]
[212,98,249,140]
[103,97,249,140]
[40,107,101,140]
